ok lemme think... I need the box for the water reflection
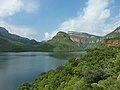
[49,51,86,59]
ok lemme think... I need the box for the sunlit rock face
[105,40,120,47]
[115,26,120,32]
[67,31,102,48]
[104,26,120,47]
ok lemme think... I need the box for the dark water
[0,52,85,90]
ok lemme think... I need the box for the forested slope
[18,47,120,90]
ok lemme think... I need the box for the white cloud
[0,0,39,18]
[23,0,39,13]
[0,0,40,40]
[45,0,120,40]
[0,0,23,18]
[44,31,58,40]
[44,32,49,40]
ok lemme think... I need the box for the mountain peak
[0,26,38,45]
[52,31,71,41]
[0,27,9,34]
[105,26,120,38]
[56,31,68,35]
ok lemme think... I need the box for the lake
[0,52,85,90]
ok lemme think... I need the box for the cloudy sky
[0,0,120,41]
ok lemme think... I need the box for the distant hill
[0,27,38,45]
[0,27,38,51]
[0,36,25,51]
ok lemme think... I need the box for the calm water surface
[0,52,85,90]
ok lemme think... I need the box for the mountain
[68,31,102,48]
[37,31,81,51]
[0,26,120,52]
[0,35,26,51]
[50,26,120,49]
[0,27,39,51]
[37,26,120,51]
[43,31,103,50]
[105,26,120,38]
[48,31,81,51]
[103,26,120,47]
[0,27,38,45]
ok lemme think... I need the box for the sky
[0,0,120,41]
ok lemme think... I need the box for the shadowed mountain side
[0,27,38,45]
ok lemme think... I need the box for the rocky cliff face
[67,31,102,48]
[68,31,101,42]
[51,26,120,49]
[50,31,103,49]
[104,26,120,47]
[115,26,120,33]
[104,36,120,47]
[105,40,120,47]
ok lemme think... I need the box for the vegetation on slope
[104,36,120,41]
[0,36,39,52]
[36,31,81,52]
[0,30,81,52]
[0,36,25,51]
[47,32,81,51]
[17,47,120,90]
[0,26,120,52]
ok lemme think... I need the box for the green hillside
[0,36,25,51]
[0,27,38,52]
[35,32,81,52]
[0,36,37,52]
[48,32,81,51]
